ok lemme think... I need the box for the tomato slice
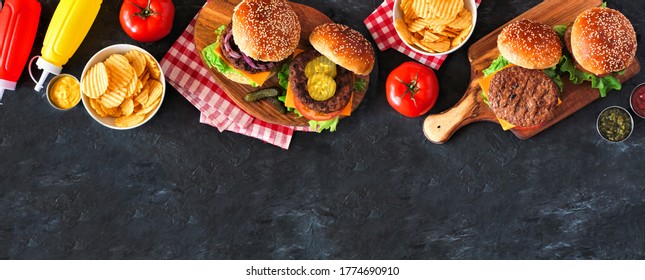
[292,94,342,121]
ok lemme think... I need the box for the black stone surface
[1,0,645,259]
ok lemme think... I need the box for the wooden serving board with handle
[194,0,370,127]
[422,0,641,144]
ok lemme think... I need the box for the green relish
[597,107,633,142]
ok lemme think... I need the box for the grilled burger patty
[488,66,559,127]
[220,24,282,74]
[290,49,353,113]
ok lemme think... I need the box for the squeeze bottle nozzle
[33,57,62,92]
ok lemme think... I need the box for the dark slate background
[1,0,644,259]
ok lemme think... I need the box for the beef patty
[488,66,559,127]
[219,24,282,74]
[290,49,353,113]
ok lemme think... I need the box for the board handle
[423,84,497,144]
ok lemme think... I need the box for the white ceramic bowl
[393,0,477,56]
[81,44,165,130]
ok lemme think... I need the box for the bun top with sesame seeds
[497,19,562,70]
[571,7,636,76]
[232,0,300,62]
[309,23,375,75]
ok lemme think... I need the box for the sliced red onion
[241,52,259,69]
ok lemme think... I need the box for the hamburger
[555,7,637,98]
[567,7,636,76]
[284,23,375,132]
[480,19,563,130]
[202,0,300,87]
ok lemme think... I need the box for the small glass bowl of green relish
[597,106,634,143]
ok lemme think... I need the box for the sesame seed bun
[497,19,562,69]
[571,7,636,76]
[309,23,375,75]
[232,0,300,62]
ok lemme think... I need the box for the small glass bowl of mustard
[47,74,81,110]
[597,106,634,143]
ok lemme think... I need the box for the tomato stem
[395,71,419,107]
[129,0,156,19]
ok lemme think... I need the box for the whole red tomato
[120,0,175,43]
[386,62,439,117]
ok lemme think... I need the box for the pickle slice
[305,56,337,78]
[307,74,336,101]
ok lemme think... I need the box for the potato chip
[100,87,127,108]
[395,19,416,46]
[90,98,108,117]
[104,54,135,90]
[145,80,163,108]
[120,98,135,116]
[136,98,161,116]
[115,114,145,128]
[448,8,472,30]
[144,53,161,80]
[82,62,109,99]
[451,24,472,48]
[423,39,451,52]
[124,50,147,76]
[428,0,463,20]
[411,0,431,19]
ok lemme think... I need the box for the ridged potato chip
[82,62,109,99]
[115,114,145,128]
[104,54,135,90]
[125,50,147,76]
[144,53,161,80]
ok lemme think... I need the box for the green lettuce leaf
[309,117,339,133]
[483,55,510,77]
[354,78,367,92]
[557,54,622,97]
[601,2,607,7]
[553,24,568,37]
[201,25,259,87]
[278,63,290,90]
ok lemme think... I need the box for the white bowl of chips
[80,44,165,130]
[393,0,477,56]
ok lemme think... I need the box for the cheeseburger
[203,0,300,87]
[481,19,562,129]
[286,23,374,130]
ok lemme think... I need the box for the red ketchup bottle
[0,0,41,102]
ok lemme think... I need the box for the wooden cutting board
[194,0,370,127]
[422,0,641,144]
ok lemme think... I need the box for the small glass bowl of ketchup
[630,83,645,118]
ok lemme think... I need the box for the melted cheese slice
[213,43,271,86]
[285,82,352,116]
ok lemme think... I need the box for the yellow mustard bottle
[31,0,102,91]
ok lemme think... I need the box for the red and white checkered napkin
[160,17,310,150]
[364,0,482,70]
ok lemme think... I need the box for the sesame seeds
[232,0,300,62]
[310,23,375,75]
[572,7,637,74]
[497,19,562,69]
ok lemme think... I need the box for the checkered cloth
[364,0,482,69]
[160,16,309,150]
